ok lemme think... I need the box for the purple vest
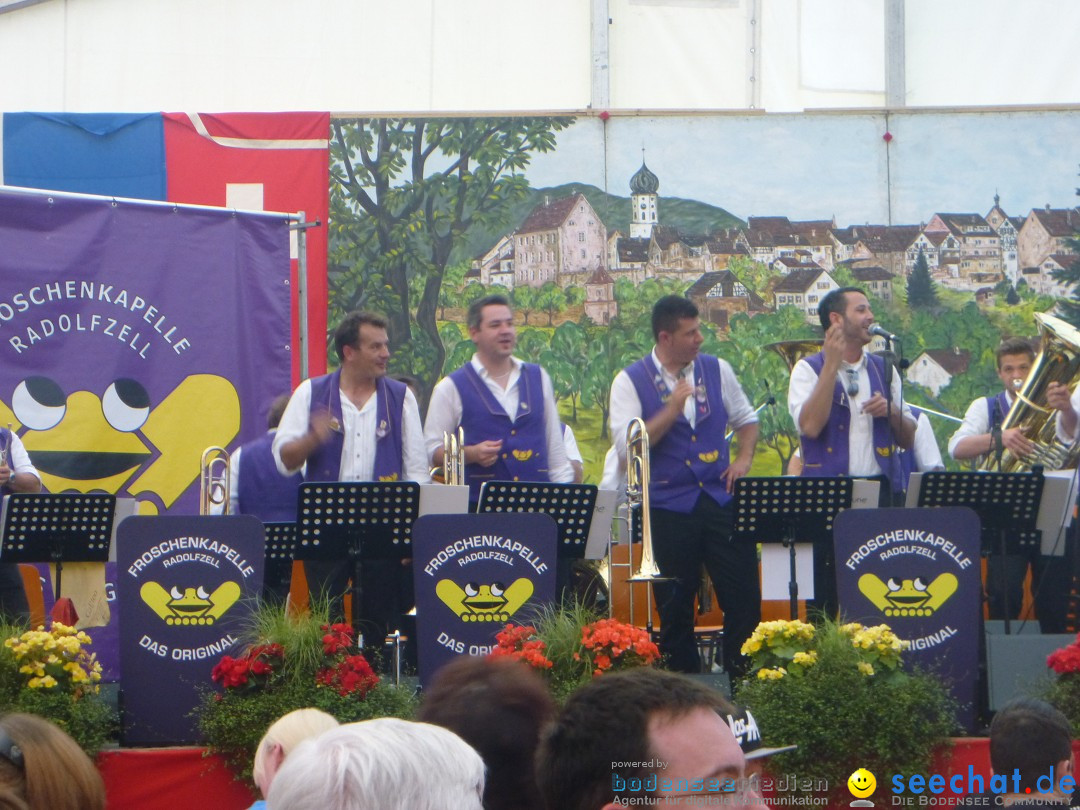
[238,432,303,522]
[985,391,1011,429]
[800,352,902,492]
[449,362,548,500]
[625,354,730,513]
[305,371,406,482]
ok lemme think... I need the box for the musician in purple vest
[952,337,1061,628]
[424,294,573,503]
[273,311,430,633]
[212,393,302,602]
[788,287,916,615]
[0,428,43,621]
[610,296,760,678]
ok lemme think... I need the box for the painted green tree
[906,246,938,309]
[329,116,573,405]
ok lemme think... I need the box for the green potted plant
[1044,633,1080,728]
[0,617,115,755]
[737,617,957,804]
[196,601,418,781]
[488,601,661,701]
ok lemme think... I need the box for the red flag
[163,112,329,381]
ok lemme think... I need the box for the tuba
[764,339,825,372]
[981,313,1080,473]
[625,418,667,583]
[200,446,231,515]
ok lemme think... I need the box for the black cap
[725,705,797,760]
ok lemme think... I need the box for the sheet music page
[761,544,815,600]
[850,478,880,509]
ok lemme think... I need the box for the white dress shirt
[948,392,1014,459]
[272,378,430,484]
[608,349,758,466]
[5,432,40,482]
[788,351,913,478]
[423,355,574,483]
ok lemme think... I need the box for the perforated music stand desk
[262,522,297,597]
[477,481,599,560]
[0,493,117,600]
[915,469,1044,634]
[295,482,420,630]
[733,477,854,619]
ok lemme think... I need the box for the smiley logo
[8,374,239,514]
[859,573,957,617]
[435,578,534,623]
[139,581,242,625]
[848,768,876,799]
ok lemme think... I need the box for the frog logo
[6,374,239,514]
[139,581,242,625]
[858,573,958,617]
[435,578,534,623]
[511,449,534,462]
[698,449,720,463]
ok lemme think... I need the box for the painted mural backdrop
[328,111,1080,482]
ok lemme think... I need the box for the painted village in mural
[326,115,1080,482]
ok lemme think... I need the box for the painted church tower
[629,159,659,239]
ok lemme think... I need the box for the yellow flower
[792,651,818,667]
[756,667,787,680]
[858,661,874,677]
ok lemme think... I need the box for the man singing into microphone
[788,286,916,614]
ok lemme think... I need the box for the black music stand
[478,481,599,603]
[0,493,116,600]
[734,477,854,619]
[917,469,1044,635]
[295,482,420,632]
[478,481,598,560]
[262,522,297,602]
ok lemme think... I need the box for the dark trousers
[986,550,1070,632]
[650,494,760,680]
[0,563,29,623]
[304,558,415,665]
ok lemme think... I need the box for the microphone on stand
[868,324,900,342]
[990,405,1004,467]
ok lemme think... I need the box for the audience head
[989,697,1073,794]
[266,717,484,810]
[536,668,762,810]
[253,708,339,799]
[418,656,556,810]
[0,713,105,810]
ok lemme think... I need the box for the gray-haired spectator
[267,717,484,810]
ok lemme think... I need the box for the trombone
[626,418,665,582]
[200,446,231,515]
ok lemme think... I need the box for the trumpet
[625,418,666,583]
[199,446,231,515]
[431,428,466,485]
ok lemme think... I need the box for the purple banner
[413,513,557,685]
[0,187,291,515]
[834,507,982,731]
[117,515,264,745]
